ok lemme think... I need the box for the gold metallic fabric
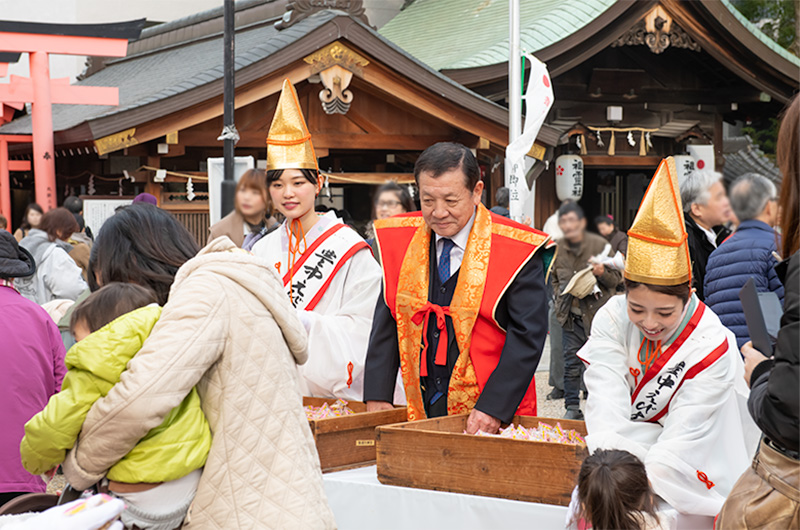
[625,157,692,286]
[266,79,318,171]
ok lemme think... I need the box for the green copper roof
[720,0,800,67]
[379,0,617,70]
[380,0,799,72]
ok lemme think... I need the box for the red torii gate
[0,20,143,212]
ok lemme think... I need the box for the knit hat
[0,230,35,279]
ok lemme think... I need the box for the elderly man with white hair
[680,169,733,300]
[704,173,784,347]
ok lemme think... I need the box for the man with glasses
[704,173,784,348]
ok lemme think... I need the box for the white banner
[505,55,554,220]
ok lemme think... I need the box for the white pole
[506,0,523,221]
[508,0,521,154]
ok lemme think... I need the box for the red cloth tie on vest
[412,302,451,377]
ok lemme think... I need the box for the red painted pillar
[29,51,56,211]
[0,138,9,222]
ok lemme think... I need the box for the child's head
[70,283,158,341]
[0,214,7,231]
[578,449,658,530]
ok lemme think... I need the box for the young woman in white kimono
[579,157,759,526]
[252,80,403,403]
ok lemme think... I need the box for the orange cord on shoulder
[286,219,308,305]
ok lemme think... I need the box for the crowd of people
[0,79,796,529]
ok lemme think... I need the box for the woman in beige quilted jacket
[61,204,336,529]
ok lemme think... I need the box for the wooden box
[304,397,408,473]
[376,414,588,506]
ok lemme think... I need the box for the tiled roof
[379,0,616,70]
[380,0,799,72]
[0,10,334,135]
[720,0,800,67]
[723,135,781,185]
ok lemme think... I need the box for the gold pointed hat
[266,79,318,171]
[624,157,692,286]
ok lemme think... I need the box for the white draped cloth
[580,295,759,519]
[253,212,404,403]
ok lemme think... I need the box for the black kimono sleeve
[363,288,401,403]
[475,253,548,423]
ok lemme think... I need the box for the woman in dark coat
[717,94,799,529]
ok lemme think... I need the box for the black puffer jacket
[748,251,799,455]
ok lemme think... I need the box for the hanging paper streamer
[324,174,331,200]
[118,178,123,196]
[88,175,96,196]
[407,184,415,198]
[186,177,195,201]
[588,126,658,157]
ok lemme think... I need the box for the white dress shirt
[698,223,718,248]
[434,209,476,278]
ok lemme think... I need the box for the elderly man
[705,173,784,348]
[363,142,551,434]
[680,169,733,300]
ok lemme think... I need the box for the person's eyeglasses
[377,200,402,209]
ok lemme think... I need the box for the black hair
[70,282,158,336]
[594,215,614,227]
[625,279,692,305]
[414,142,481,190]
[267,168,319,186]
[375,182,414,214]
[73,213,86,232]
[578,449,659,530]
[19,203,44,231]
[63,196,83,214]
[89,203,199,305]
[558,201,585,220]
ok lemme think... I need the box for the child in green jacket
[21,283,212,530]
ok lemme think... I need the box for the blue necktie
[438,238,455,283]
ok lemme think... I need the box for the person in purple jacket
[0,230,66,507]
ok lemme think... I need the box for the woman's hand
[742,341,769,388]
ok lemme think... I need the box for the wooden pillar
[714,113,724,174]
[145,155,161,206]
[30,51,57,211]
[0,138,8,220]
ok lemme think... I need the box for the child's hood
[66,304,162,383]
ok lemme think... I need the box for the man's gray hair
[680,169,723,213]
[495,186,510,208]
[729,173,777,222]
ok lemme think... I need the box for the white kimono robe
[580,295,759,519]
[253,212,404,403]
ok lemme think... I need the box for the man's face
[692,181,731,227]
[559,212,586,243]
[418,168,483,238]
